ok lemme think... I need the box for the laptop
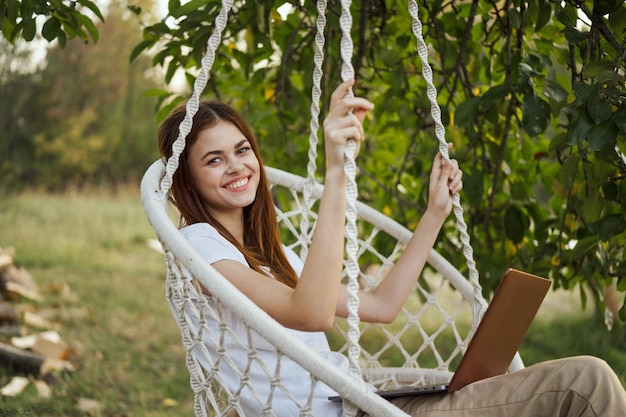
[329,268,551,401]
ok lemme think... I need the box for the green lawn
[0,188,624,416]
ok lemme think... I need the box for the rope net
[141,0,502,416]
[144,163,482,417]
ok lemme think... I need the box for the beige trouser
[361,356,626,416]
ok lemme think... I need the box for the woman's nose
[226,157,244,174]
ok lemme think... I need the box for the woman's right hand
[322,79,374,172]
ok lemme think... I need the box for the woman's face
[187,120,260,223]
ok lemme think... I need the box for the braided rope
[159,0,234,198]
[300,0,328,260]
[338,1,364,416]
[406,0,486,321]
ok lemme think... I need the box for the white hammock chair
[141,1,524,416]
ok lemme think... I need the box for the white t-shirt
[180,222,345,417]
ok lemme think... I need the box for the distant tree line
[0,1,161,190]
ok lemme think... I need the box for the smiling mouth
[224,177,250,190]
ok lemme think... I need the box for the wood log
[0,265,41,301]
[0,341,44,376]
[12,332,70,360]
[0,302,19,323]
[0,324,23,337]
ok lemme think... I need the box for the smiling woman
[187,122,260,228]
[157,99,301,289]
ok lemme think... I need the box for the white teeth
[225,177,249,189]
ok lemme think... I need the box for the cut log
[0,265,41,301]
[0,302,19,323]
[0,341,44,376]
[33,379,52,398]
[0,376,30,397]
[31,332,69,360]
[0,324,23,337]
[23,311,55,330]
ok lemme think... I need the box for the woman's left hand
[427,143,463,218]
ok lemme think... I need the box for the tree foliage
[134,0,626,318]
[0,0,626,313]
[0,1,161,188]
[0,0,104,47]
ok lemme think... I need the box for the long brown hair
[158,100,299,288]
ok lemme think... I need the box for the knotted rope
[300,0,328,260]
[338,1,365,416]
[159,0,234,198]
[407,0,486,322]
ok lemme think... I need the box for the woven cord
[156,1,233,415]
[300,0,328,260]
[159,0,234,198]
[338,1,364,416]
[407,0,486,324]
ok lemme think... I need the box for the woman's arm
[213,79,374,331]
[335,146,463,323]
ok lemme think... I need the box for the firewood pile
[0,247,74,398]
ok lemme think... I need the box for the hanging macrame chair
[140,1,525,416]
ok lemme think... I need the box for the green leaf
[522,95,551,136]
[602,182,618,202]
[613,104,626,131]
[594,0,617,15]
[77,13,99,43]
[504,205,529,244]
[508,8,521,29]
[33,0,49,14]
[168,0,181,14]
[587,97,612,124]
[57,30,67,48]
[454,97,479,128]
[41,16,61,42]
[6,0,18,22]
[564,26,589,44]
[165,59,178,84]
[543,80,568,103]
[130,40,154,62]
[555,4,578,27]
[170,0,209,18]
[588,120,618,151]
[482,84,510,100]
[570,236,600,259]
[604,86,621,102]
[590,214,626,241]
[78,0,105,22]
[572,81,598,103]
[608,4,626,35]
[567,107,593,146]
[22,17,36,41]
[20,0,34,18]
[560,155,580,188]
[583,61,615,79]
[535,0,552,32]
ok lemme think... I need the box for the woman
[158,79,626,416]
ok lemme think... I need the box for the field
[0,187,624,416]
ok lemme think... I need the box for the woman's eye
[237,147,250,155]
[208,157,221,165]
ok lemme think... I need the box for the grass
[0,188,624,416]
[0,187,194,416]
